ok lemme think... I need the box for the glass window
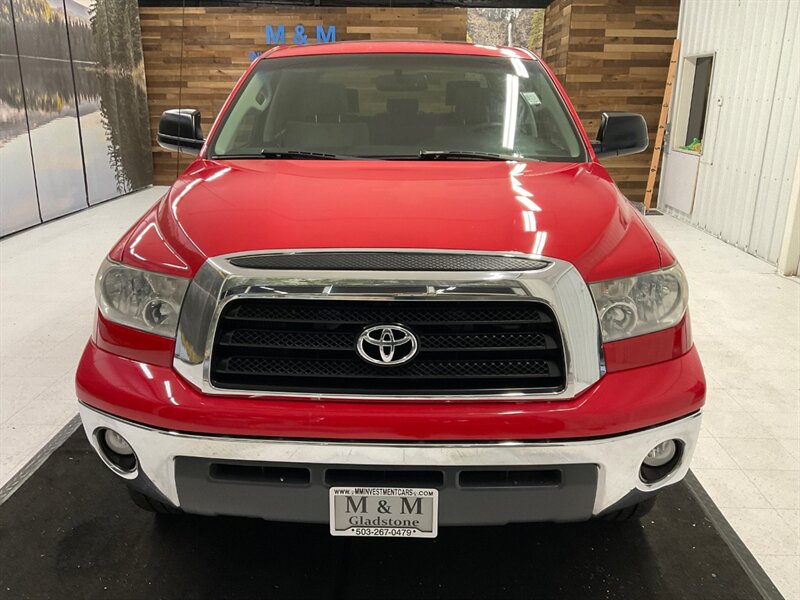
[673,54,714,154]
[685,56,713,146]
[210,53,586,162]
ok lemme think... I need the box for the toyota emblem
[356,325,419,366]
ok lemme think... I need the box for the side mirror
[157,109,204,155]
[591,112,649,159]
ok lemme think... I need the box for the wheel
[598,496,657,522]
[127,486,182,515]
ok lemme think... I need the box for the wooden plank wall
[541,0,572,80]
[543,0,679,202]
[138,7,467,183]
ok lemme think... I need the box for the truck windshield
[210,53,587,162]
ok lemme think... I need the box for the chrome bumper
[79,403,702,518]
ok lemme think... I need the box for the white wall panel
[749,0,800,262]
[663,0,800,264]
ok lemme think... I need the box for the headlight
[96,258,190,337]
[589,263,688,342]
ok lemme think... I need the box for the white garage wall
[665,0,800,265]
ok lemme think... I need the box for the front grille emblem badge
[356,325,419,366]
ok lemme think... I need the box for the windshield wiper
[418,150,522,161]
[211,150,358,160]
[260,149,348,159]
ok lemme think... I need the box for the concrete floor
[0,188,797,597]
[0,187,162,486]
[648,215,800,599]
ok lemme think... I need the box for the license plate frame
[329,486,439,538]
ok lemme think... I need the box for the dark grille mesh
[211,299,565,395]
[230,330,353,349]
[422,332,548,349]
[227,330,549,351]
[224,357,550,379]
[228,252,549,272]
[228,303,548,324]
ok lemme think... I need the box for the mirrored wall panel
[14,0,86,222]
[0,0,41,236]
[0,0,153,236]
[65,0,153,205]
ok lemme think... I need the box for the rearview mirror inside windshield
[374,71,428,92]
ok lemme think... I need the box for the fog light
[104,429,134,456]
[644,440,677,467]
[640,439,682,483]
[97,428,137,475]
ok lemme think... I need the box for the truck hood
[135,159,663,282]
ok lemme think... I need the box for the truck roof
[264,40,538,61]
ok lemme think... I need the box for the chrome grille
[172,251,604,401]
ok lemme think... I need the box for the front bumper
[79,404,702,524]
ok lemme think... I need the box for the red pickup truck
[77,41,704,537]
